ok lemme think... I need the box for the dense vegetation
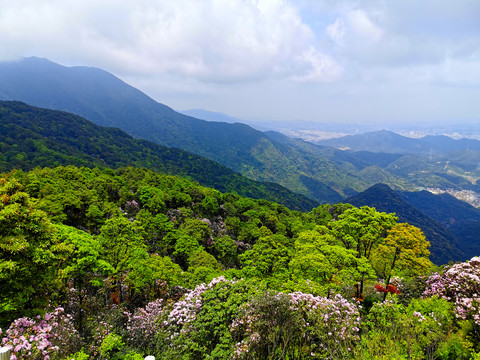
[1,166,479,359]
[0,100,318,211]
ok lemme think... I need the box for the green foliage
[290,226,373,296]
[0,178,60,324]
[65,349,90,360]
[3,164,477,359]
[213,235,238,268]
[359,296,455,359]
[99,333,125,360]
[98,217,146,274]
[173,235,203,269]
[240,235,292,287]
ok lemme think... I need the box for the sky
[1,0,479,126]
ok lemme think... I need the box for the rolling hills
[2,58,480,219]
[0,57,443,202]
[0,100,319,211]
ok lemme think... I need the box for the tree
[330,206,398,298]
[0,178,58,324]
[97,217,146,303]
[290,227,374,297]
[372,223,432,299]
[240,235,292,286]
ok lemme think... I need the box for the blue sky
[1,0,479,125]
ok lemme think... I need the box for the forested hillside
[0,101,318,211]
[1,166,479,359]
[5,57,476,202]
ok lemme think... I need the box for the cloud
[326,18,346,45]
[0,0,342,83]
[292,47,343,82]
[347,9,382,43]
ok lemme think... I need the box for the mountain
[2,57,479,202]
[318,130,480,156]
[399,190,480,226]
[0,57,347,203]
[0,101,319,211]
[346,183,465,264]
[317,131,480,192]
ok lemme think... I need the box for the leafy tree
[180,219,213,247]
[213,235,238,268]
[137,185,166,214]
[135,209,174,254]
[240,235,292,287]
[290,227,374,297]
[331,206,398,297]
[0,178,59,325]
[97,217,146,303]
[372,223,433,299]
[173,234,203,269]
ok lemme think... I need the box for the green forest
[1,165,479,359]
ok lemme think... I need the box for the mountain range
[5,57,476,203]
[1,57,479,263]
[318,130,480,181]
[318,130,480,156]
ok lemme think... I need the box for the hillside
[0,101,319,211]
[3,57,480,202]
[4,165,472,360]
[346,183,464,264]
[399,190,480,256]
[0,57,429,202]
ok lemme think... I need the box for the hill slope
[399,190,480,256]
[0,101,319,211]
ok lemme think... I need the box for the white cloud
[292,47,343,82]
[0,0,342,83]
[1,0,479,123]
[347,9,382,43]
[326,18,346,45]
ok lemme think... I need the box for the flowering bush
[424,257,480,326]
[288,292,361,359]
[231,291,361,359]
[1,307,81,360]
[153,276,247,359]
[125,298,165,352]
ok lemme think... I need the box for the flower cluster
[165,277,232,334]
[1,308,80,360]
[125,299,164,350]
[89,320,115,357]
[424,256,480,325]
[232,291,361,359]
[289,292,361,357]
